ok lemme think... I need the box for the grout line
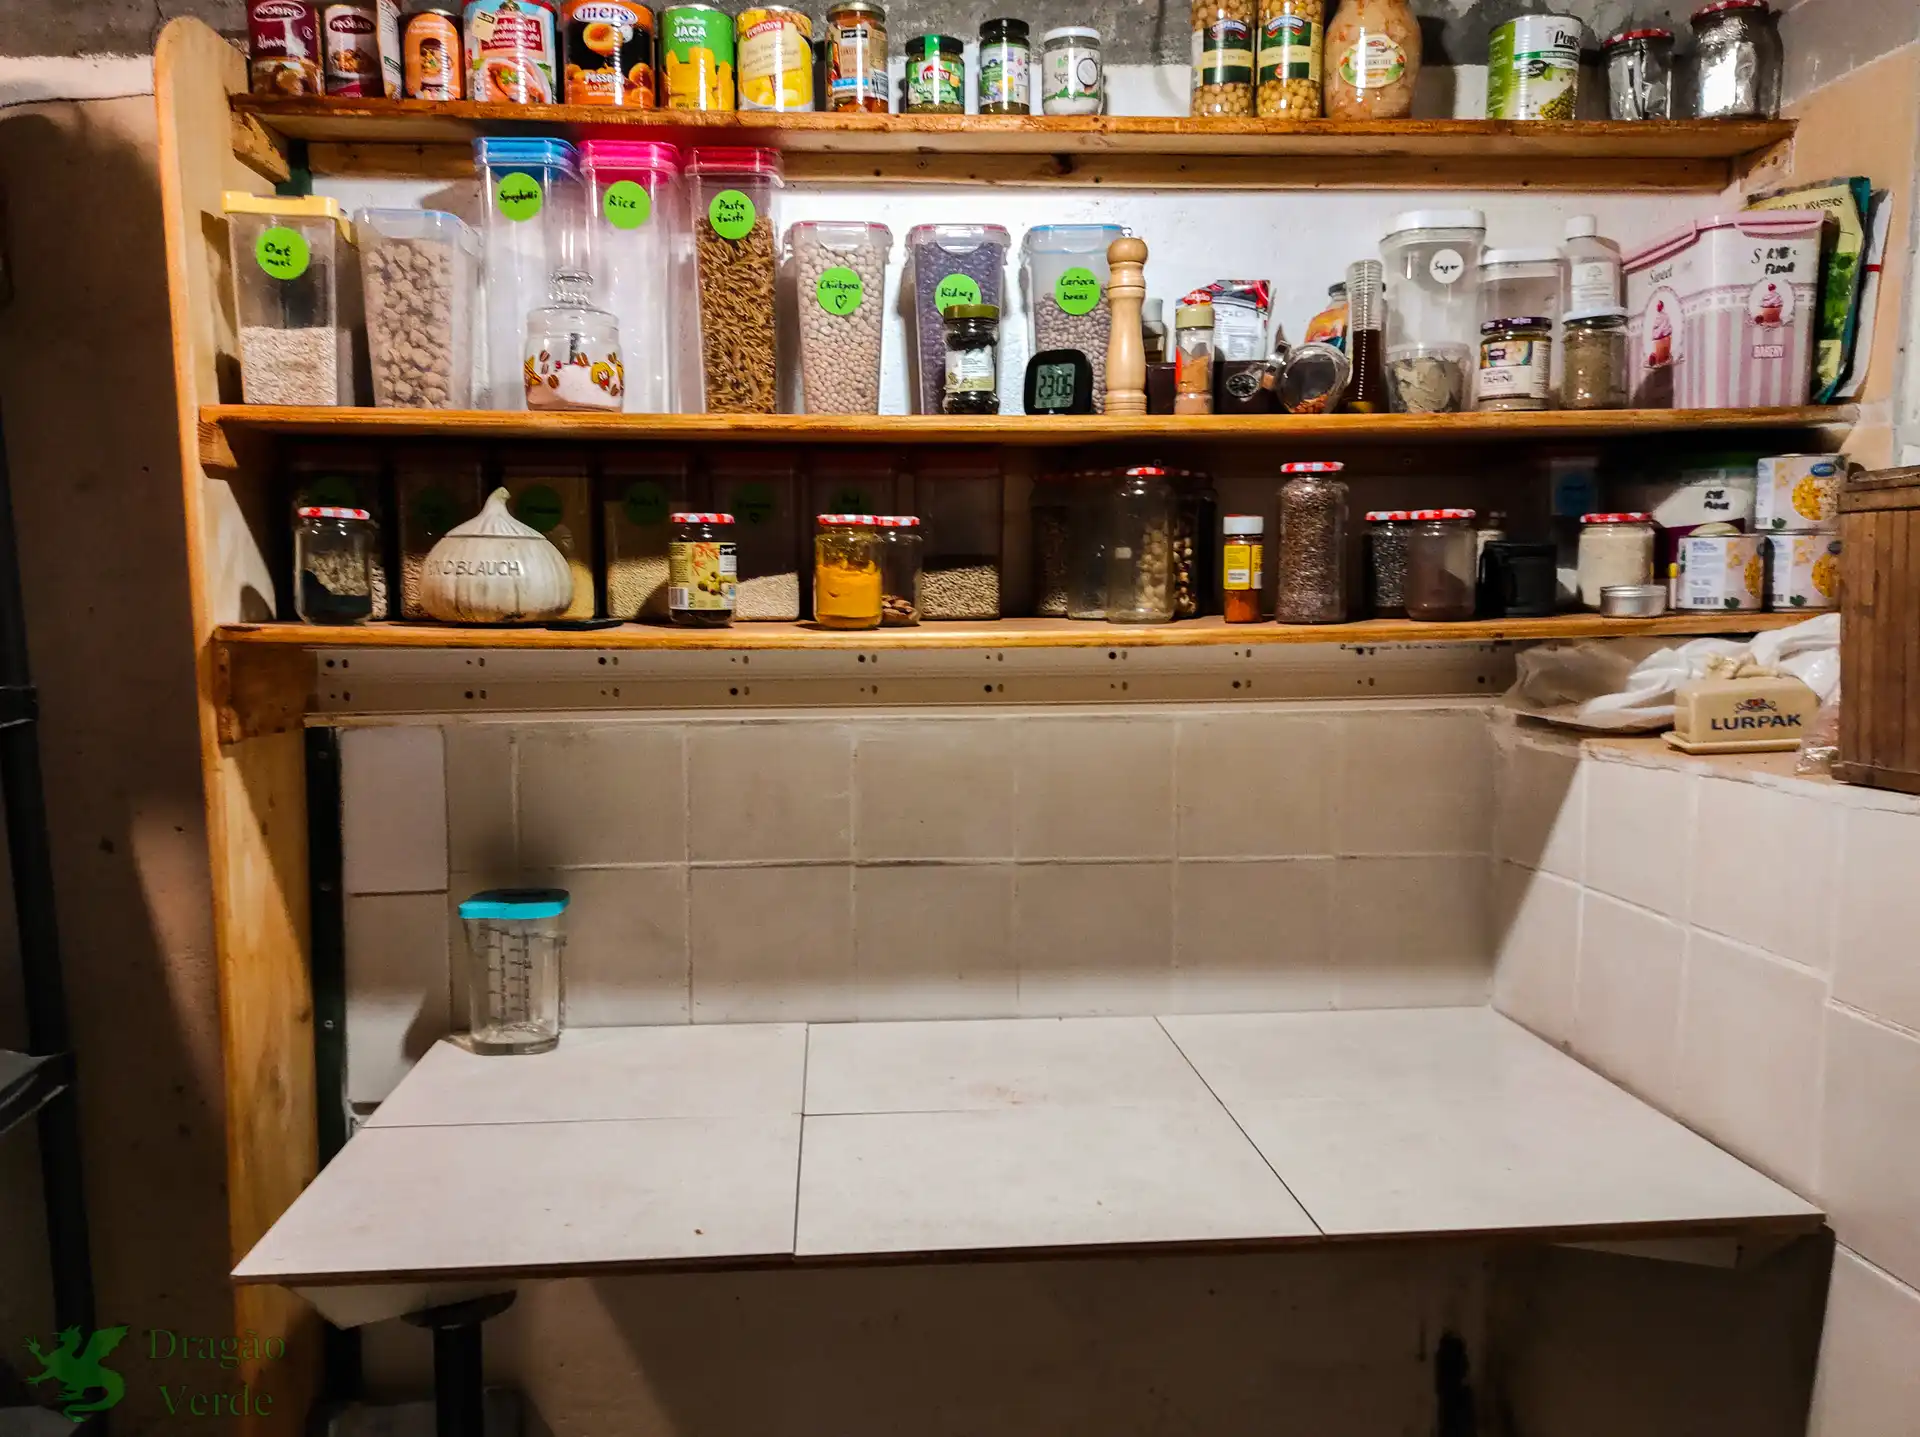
[1826,997,1920,1044]
[792,1025,813,1252]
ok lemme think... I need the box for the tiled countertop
[236,1008,1822,1326]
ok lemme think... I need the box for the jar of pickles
[877,515,923,625]
[813,514,884,630]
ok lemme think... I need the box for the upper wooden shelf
[231,98,1795,189]
[200,404,1851,465]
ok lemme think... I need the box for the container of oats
[223,191,360,407]
[688,146,783,414]
[1755,453,1843,533]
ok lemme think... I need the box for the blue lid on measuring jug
[459,887,571,921]
[473,137,579,175]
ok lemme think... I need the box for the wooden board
[198,405,1856,466]
[1838,467,1920,793]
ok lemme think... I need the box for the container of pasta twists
[688,146,783,414]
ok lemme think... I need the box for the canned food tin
[1675,530,1766,612]
[1488,14,1583,121]
[736,5,813,111]
[825,1,888,112]
[661,3,734,109]
[563,0,655,104]
[464,0,559,102]
[404,8,464,98]
[250,0,324,95]
[324,0,401,96]
[1755,452,1843,532]
[1768,533,1841,610]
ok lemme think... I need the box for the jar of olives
[669,512,738,628]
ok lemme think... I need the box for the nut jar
[787,221,891,415]
[877,515,923,625]
[668,511,738,627]
[1323,0,1420,119]
[1576,512,1656,609]
[688,145,784,414]
[295,505,376,624]
[356,207,478,410]
[223,190,359,406]
[1256,0,1323,116]
[1276,461,1348,624]
[1106,466,1177,625]
[1192,0,1255,116]
[813,514,884,630]
[1403,508,1478,621]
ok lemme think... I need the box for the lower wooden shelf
[235,1009,1820,1328]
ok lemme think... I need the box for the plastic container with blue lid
[459,887,570,1054]
[474,136,581,411]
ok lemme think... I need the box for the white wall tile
[1331,855,1491,1008]
[1574,891,1685,1104]
[853,865,1017,1020]
[1821,1006,1920,1289]
[1809,1247,1920,1437]
[1494,738,1583,879]
[1690,778,1838,971]
[1334,711,1492,856]
[854,720,1015,861]
[690,865,855,1022]
[444,724,514,875]
[1012,862,1173,1016]
[1833,805,1920,1033]
[1174,713,1334,858]
[1584,759,1696,915]
[1489,863,1579,1046]
[1014,717,1175,860]
[345,892,450,1104]
[531,867,689,1027]
[1171,859,1336,1013]
[1674,931,1827,1195]
[518,726,686,868]
[688,723,853,864]
[341,727,448,895]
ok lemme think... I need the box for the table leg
[404,1292,516,1437]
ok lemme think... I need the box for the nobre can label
[249,0,323,96]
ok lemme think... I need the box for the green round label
[622,481,669,527]
[732,482,774,525]
[511,484,563,534]
[495,171,544,223]
[708,189,756,240]
[935,273,982,313]
[411,484,460,538]
[816,266,865,316]
[603,180,652,231]
[255,225,310,282]
[1054,266,1101,316]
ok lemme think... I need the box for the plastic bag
[1797,679,1842,776]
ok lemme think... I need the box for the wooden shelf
[233,99,1792,189]
[234,1011,1820,1326]
[218,613,1806,654]
[199,405,1852,466]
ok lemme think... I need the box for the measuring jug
[458,888,570,1055]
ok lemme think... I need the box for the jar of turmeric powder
[813,514,884,629]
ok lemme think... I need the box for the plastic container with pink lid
[579,139,692,414]
[1623,209,1823,410]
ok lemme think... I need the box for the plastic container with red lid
[688,147,785,414]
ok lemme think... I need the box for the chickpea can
[1192,0,1255,117]
[825,2,888,112]
[1256,0,1322,116]
[736,5,813,112]
[563,0,655,104]
[661,2,734,108]
[404,8,464,98]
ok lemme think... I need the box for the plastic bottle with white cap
[1563,214,1624,314]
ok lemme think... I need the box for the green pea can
[661,2,734,109]
[1488,14,1582,121]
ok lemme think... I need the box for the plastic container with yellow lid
[221,191,359,406]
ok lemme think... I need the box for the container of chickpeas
[1192,0,1255,116]
[1256,0,1323,115]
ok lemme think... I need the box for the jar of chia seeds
[1365,510,1415,617]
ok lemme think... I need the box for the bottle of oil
[1343,259,1390,414]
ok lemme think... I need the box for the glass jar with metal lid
[1477,316,1554,413]
[669,511,737,627]
[1603,27,1673,119]
[904,32,965,112]
[1561,308,1629,410]
[978,17,1032,114]
[876,515,923,625]
[1040,26,1103,114]
[1276,461,1347,624]
[295,505,376,624]
[1691,0,1781,119]
[1364,510,1415,617]
[941,303,1001,415]
[1576,512,1656,610]
[1403,508,1478,622]
[824,2,889,112]
[814,514,884,630]
[1174,302,1215,415]
[1106,466,1177,625]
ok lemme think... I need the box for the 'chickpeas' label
[1053,267,1100,317]
[816,266,865,315]
[669,539,737,611]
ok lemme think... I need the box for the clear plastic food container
[907,223,1011,415]
[1479,246,1565,387]
[1023,223,1124,413]
[458,887,569,1055]
[915,460,1004,619]
[1379,209,1484,415]
[689,147,784,414]
[578,139,690,415]
[474,137,581,410]
[223,191,359,407]
[355,208,477,410]
[786,221,891,415]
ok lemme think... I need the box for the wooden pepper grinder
[1105,236,1149,416]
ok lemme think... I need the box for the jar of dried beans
[877,515,923,625]
[688,145,783,414]
[1106,466,1177,625]
[1276,461,1348,624]
[1403,508,1478,621]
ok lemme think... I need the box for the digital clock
[1023,349,1096,415]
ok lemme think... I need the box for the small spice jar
[1222,514,1265,623]
[941,303,1001,415]
[1604,27,1673,120]
[1576,512,1656,610]
[295,505,375,624]
[1476,316,1554,413]
[668,511,738,628]
[1276,461,1348,625]
[1175,302,1216,416]
[1691,0,1781,120]
[1403,508,1478,622]
[1040,25,1103,114]
[978,16,1032,114]
[904,32,965,112]
[877,515,923,625]
[814,514,884,630]
[1561,308,1629,410]
[1106,466,1177,625]
[1364,510,1415,617]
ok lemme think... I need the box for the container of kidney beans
[249,0,324,96]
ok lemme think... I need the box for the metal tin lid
[671,512,735,524]
[944,303,1000,320]
[1606,26,1674,46]
[909,31,965,52]
[1384,209,1487,238]
[1365,510,1415,522]
[1482,316,1554,333]
[1581,512,1654,524]
[458,887,571,921]
[981,16,1030,41]
[1564,305,1630,324]
[874,515,921,527]
[297,506,370,521]
[1042,25,1101,42]
[1693,0,1770,20]
[1410,508,1477,521]
[1281,461,1346,474]
[1223,515,1264,534]
[828,1,886,18]
[1481,247,1563,267]
[818,514,880,525]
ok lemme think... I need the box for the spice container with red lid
[1222,516,1265,623]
